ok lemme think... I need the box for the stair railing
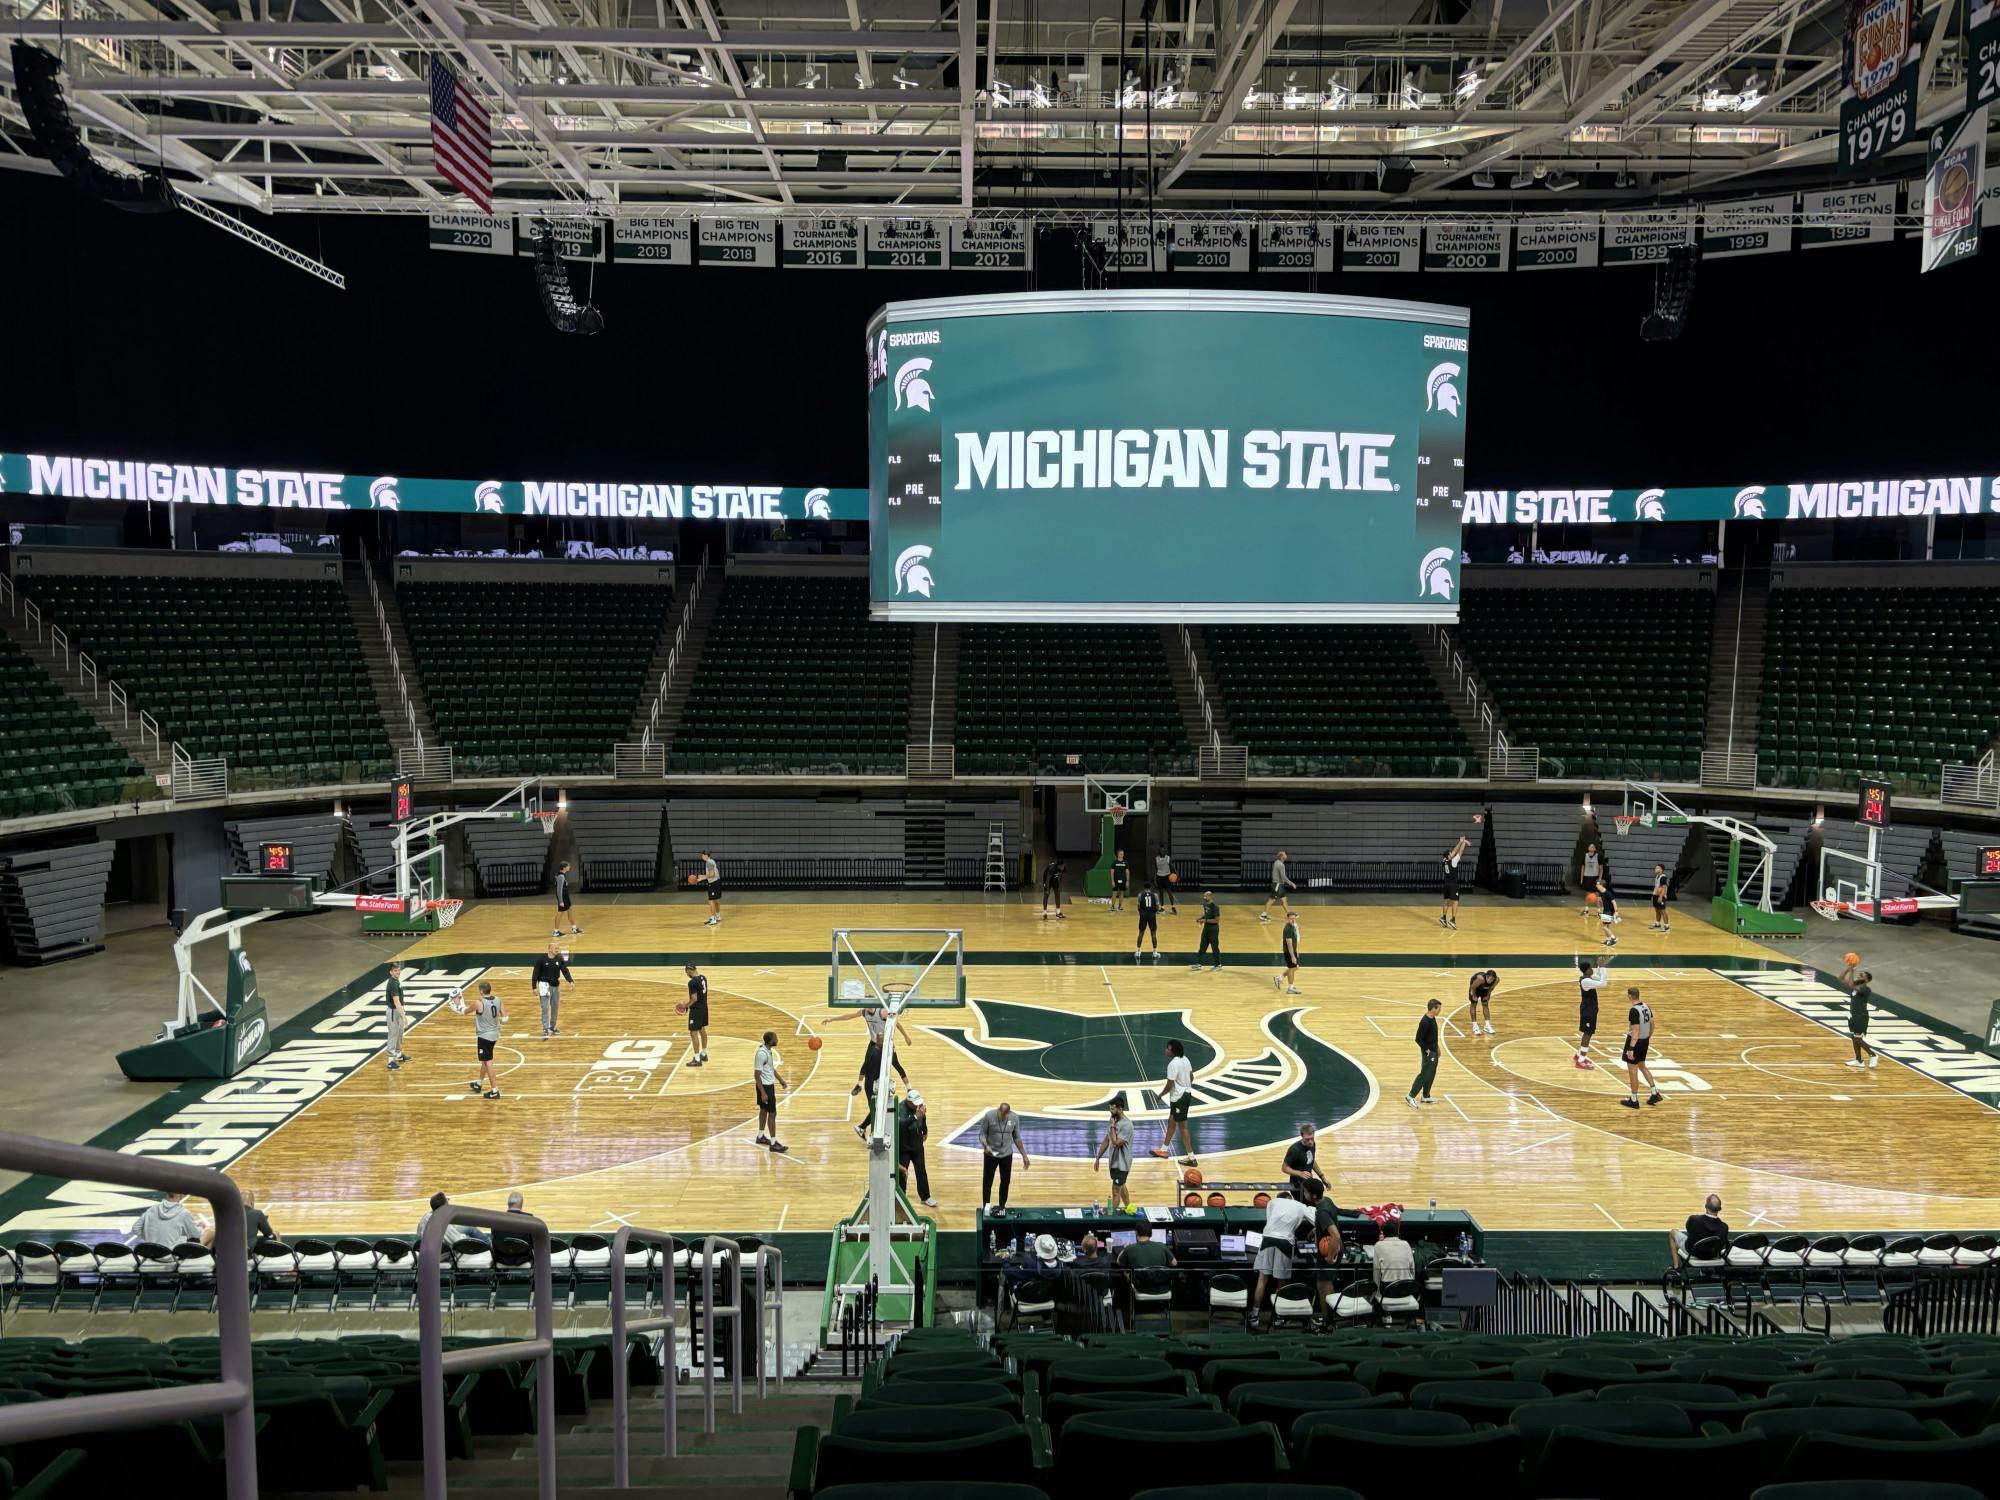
[609,1227,679,1481]
[643,555,708,748]
[697,1233,744,1432]
[360,552,423,751]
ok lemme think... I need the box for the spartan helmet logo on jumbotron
[803,488,832,520]
[1425,362,1462,416]
[1417,546,1456,600]
[894,357,935,412]
[474,480,505,514]
[369,477,402,511]
[1733,485,1768,519]
[895,544,936,598]
[1634,488,1666,521]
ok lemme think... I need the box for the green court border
[3,945,1990,1263]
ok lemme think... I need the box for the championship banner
[1254,219,1337,272]
[0,451,864,521]
[1512,216,1599,270]
[782,218,863,269]
[1168,221,1251,272]
[1801,183,1898,247]
[1969,0,1999,114]
[1462,475,1998,525]
[514,218,604,262]
[610,217,692,266]
[866,219,947,269]
[949,219,1033,270]
[428,212,513,256]
[696,217,778,268]
[1422,220,1509,272]
[1089,216,1169,272]
[1986,177,2000,227]
[1602,209,1694,264]
[1838,0,1920,172]
[1921,107,1987,272]
[1701,195,1794,258]
[1340,221,1419,271]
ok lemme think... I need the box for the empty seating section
[0,635,139,817]
[1192,801,1484,891]
[399,578,669,775]
[1207,625,1472,777]
[1456,586,1712,781]
[789,1327,2000,1500]
[1759,585,2000,791]
[675,574,909,773]
[27,575,389,786]
[956,625,1189,775]
[667,798,907,887]
[1489,802,1589,895]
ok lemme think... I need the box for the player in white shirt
[1260,850,1296,923]
[1147,1039,1198,1166]
[1246,1185,1318,1332]
[700,850,723,925]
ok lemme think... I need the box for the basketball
[1183,1192,1202,1207]
[446,992,468,1015]
[807,1035,823,1051]
[1168,873,1178,884]
[674,1002,689,1015]
[1318,1234,1340,1260]
[687,873,700,886]
[1844,951,1861,968]
[1182,1167,1202,1185]
[1205,1192,1227,1208]
[1252,1192,1271,1208]
[1586,891,1600,905]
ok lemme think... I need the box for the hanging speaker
[11,42,173,213]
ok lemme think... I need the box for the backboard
[829,929,966,1009]
[1084,774,1153,816]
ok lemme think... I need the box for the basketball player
[1092,1098,1135,1213]
[1843,964,1879,1070]
[552,860,580,939]
[1440,836,1469,929]
[753,1030,788,1153]
[1261,849,1296,922]
[1191,890,1221,971]
[1595,875,1620,947]
[384,960,410,1072]
[1575,959,1607,1069]
[1154,849,1177,913]
[1618,985,1662,1108]
[1110,850,1129,913]
[1406,997,1442,1108]
[466,981,507,1100]
[1041,857,1067,919]
[1149,1039,1197,1165]
[1650,864,1672,933]
[532,942,575,1039]
[1135,882,1162,959]
[682,962,710,1067]
[700,850,723,926]
[826,1000,912,1085]
[1273,909,1301,995]
[1579,841,1602,920]
[1467,968,1498,1036]
[851,1037,885,1140]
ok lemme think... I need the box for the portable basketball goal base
[1618,781,1806,938]
[131,779,553,1081]
[1082,774,1151,900]
[824,928,964,1336]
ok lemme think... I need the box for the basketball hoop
[1612,815,1641,837]
[527,811,557,836]
[1809,898,1846,923]
[1107,805,1128,827]
[426,898,464,929]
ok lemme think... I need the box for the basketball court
[6,892,1997,1244]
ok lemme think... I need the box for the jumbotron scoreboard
[866,289,1472,623]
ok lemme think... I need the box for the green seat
[1042,1391,1221,1436]
[1055,1413,1284,1500]
[1775,1428,2000,1489]
[801,1427,1043,1497]
[1294,1422,1519,1497]
[1533,1429,1770,1500]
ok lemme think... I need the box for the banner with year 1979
[1839,0,1920,172]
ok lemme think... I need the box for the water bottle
[1459,1231,1473,1260]
[1010,1237,1019,1259]
[1429,1198,1438,1212]
[1093,1200,1102,1217]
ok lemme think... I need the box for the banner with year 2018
[696,217,778,268]
[1838,0,1921,172]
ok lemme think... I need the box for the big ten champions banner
[865,290,1470,622]
[1839,0,1921,171]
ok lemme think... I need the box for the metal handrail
[0,1132,256,1500]
[361,553,423,751]
[642,556,709,736]
[418,1207,557,1500]
[754,1245,784,1399]
[698,1234,744,1432]
[609,1228,678,1484]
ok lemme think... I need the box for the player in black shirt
[1619,987,1661,1108]
[1191,891,1221,971]
[1650,864,1672,932]
[1406,999,1442,1107]
[1439,837,1469,930]
[552,860,580,939]
[1575,959,1607,1069]
[1594,874,1619,947]
[1041,859,1067,920]
[1467,969,1498,1037]
[1110,851,1129,913]
[384,960,410,1072]
[1134,884,1162,959]
[1843,962,1878,1070]
[682,962,710,1067]
[531,943,575,1038]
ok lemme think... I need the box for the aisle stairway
[1703,568,1767,780]
[1412,622,1509,772]
[1160,624,1231,750]
[630,561,726,751]
[342,558,434,756]
[908,622,960,753]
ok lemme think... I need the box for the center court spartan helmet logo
[893,357,936,412]
[1733,485,1768,519]
[802,488,832,520]
[474,480,505,514]
[369,477,401,511]
[1425,362,1462,416]
[1418,546,1456,600]
[1634,488,1667,521]
[895,544,936,598]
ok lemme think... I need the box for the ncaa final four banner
[865,290,1470,622]
[1839,0,1921,172]
[1921,108,1987,272]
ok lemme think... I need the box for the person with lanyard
[1280,1122,1327,1198]
[1261,849,1296,923]
[1406,997,1442,1108]
[897,1090,936,1207]
[1134,883,1163,960]
[1619,985,1662,1109]
[1110,849,1130,913]
[700,850,723,926]
[1041,857,1067,920]
[1091,1098,1135,1213]
[1466,969,1498,1037]
[1575,958,1608,1069]
[977,1101,1031,1216]
[1149,1039,1198,1166]
[1842,961,1880,1070]
[384,960,411,1073]
[552,859,580,939]
[681,961,711,1067]
[532,941,575,1040]
[1154,849,1177,914]
[753,1030,789,1154]
[1190,889,1222,972]
[1273,909,1302,995]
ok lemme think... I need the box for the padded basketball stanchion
[1082,774,1151,899]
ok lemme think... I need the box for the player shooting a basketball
[1440,835,1470,930]
[1842,958,1879,1070]
[825,999,913,1086]
[462,981,508,1100]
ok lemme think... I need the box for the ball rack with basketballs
[1178,1168,1288,1210]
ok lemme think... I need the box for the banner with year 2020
[428,213,513,256]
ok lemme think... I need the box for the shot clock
[392,778,415,823]
[259,842,295,876]
[1980,846,2000,879]
[1857,776,1892,828]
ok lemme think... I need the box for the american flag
[429,56,492,214]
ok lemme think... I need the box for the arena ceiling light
[1508,166,1534,189]
[1470,169,1496,188]
[1545,169,1579,191]
[893,70,918,90]
[799,63,822,89]
[1456,63,1482,101]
